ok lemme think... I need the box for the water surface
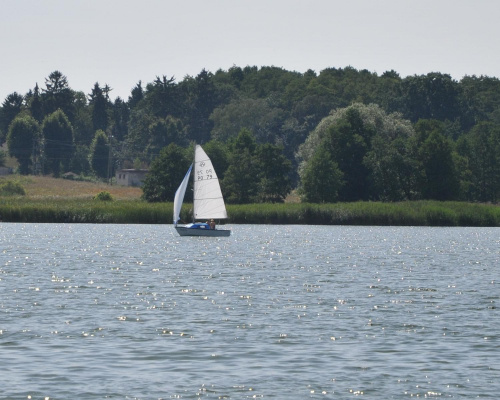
[1,224,498,399]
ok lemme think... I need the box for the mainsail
[193,145,228,220]
[173,164,192,225]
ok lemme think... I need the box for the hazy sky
[1,0,499,102]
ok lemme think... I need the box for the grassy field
[0,175,499,226]
[6,175,143,200]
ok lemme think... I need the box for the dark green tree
[29,83,44,123]
[222,129,260,203]
[7,114,40,174]
[89,83,108,132]
[42,71,75,121]
[42,109,75,176]
[414,119,461,200]
[256,143,292,202]
[327,108,375,201]
[365,134,421,201]
[111,97,130,142]
[462,122,500,202]
[299,142,343,203]
[1,92,24,138]
[146,116,187,159]
[146,75,179,118]
[363,114,419,201]
[419,131,461,200]
[202,140,230,181]
[72,91,93,146]
[210,97,285,143]
[399,73,461,123]
[184,69,220,143]
[70,144,91,175]
[89,130,110,178]
[459,75,500,130]
[141,143,191,202]
[128,81,144,109]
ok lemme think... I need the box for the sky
[1,0,499,102]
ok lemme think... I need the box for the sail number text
[197,169,213,180]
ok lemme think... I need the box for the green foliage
[4,65,500,204]
[222,129,259,203]
[93,191,113,201]
[141,143,191,202]
[256,143,292,202]
[202,140,230,181]
[399,73,461,123]
[2,92,24,137]
[7,114,40,174]
[299,104,396,202]
[220,130,293,203]
[418,130,461,200]
[0,180,26,196]
[211,97,285,143]
[42,71,75,120]
[460,121,500,202]
[145,115,187,158]
[299,143,343,203]
[89,82,108,132]
[42,109,75,176]
[89,130,110,178]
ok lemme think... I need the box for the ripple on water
[0,224,498,398]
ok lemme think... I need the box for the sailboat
[173,144,231,237]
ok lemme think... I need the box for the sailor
[210,219,216,229]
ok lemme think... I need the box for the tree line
[1,67,499,203]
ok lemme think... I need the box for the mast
[192,141,196,223]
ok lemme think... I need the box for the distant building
[115,169,148,187]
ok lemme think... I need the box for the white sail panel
[193,145,228,220]
[173,164,192,224]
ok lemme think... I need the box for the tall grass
[0,198,498,226]
[0,198,172,224]
[226,201,500,226]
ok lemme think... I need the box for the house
[116,169,148,187]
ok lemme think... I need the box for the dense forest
[1,66,500,204]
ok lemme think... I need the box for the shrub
[93,191,113,201]
[0,181,26,196]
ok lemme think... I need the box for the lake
[0,224,498,399]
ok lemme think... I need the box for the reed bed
[0,197,498,226]
[0,198,171,224]
[225,201,500,226]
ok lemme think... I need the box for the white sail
[173,164,192,224]
[193,145,228,220]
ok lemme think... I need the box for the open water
[0,223,498,399]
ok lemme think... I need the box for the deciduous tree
[141,143,191,202]
[299,142,343,203]
[7,114,40,174]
